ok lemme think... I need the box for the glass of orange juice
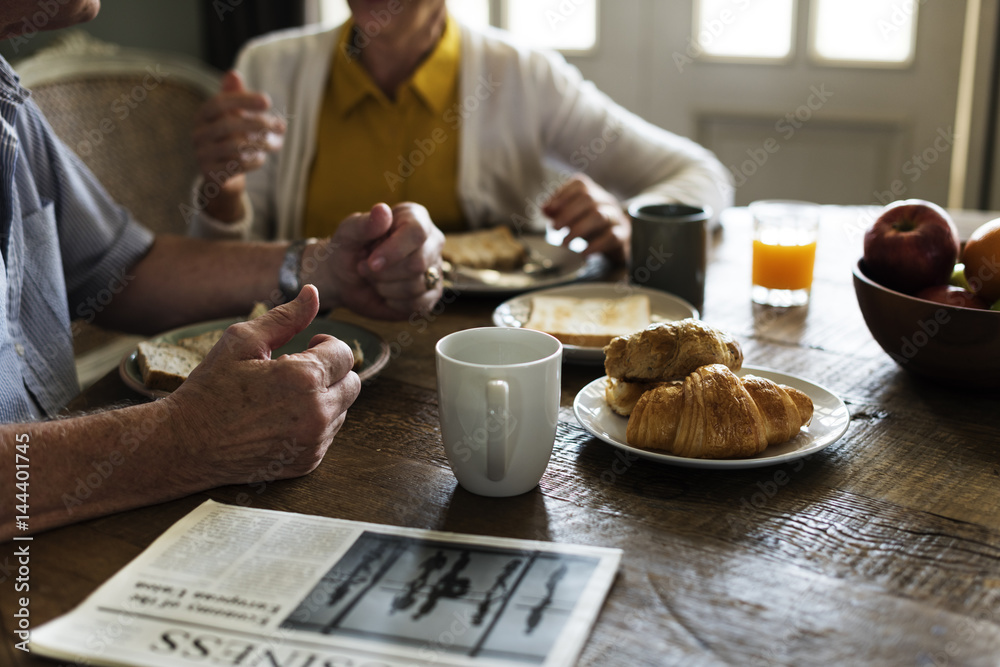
[749,200,821,307]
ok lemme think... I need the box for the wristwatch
[279,239,308,302]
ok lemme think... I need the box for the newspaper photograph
[30,500,622,667]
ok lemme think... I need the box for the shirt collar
[332,13,460,116]
[0,56,30,108]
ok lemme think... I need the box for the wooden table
[4,207,1000,666]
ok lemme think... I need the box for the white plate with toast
[573,367,850,469]
[443,235,607,295]
[120,317,391,399]
[492,283,699,364]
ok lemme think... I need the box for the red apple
[862,199,961,294]
[915,284,989,309]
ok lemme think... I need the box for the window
[694,0,795,61]
[450,0,491,31]
[811,0,916,66]
[693,0,918,67]
[316,1,491,30]
[505,0,598,53]
[317,0,349,28]
[316,0,597,53]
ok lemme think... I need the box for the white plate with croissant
[574,367,850,469]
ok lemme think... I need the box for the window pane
[506,0,598,52]
[813,0,915,63]
[318,0,350,28]
[695,0,794,59]
[319,0,490,31]
[448,0,491,30]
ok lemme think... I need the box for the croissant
[604,377,679,417]
[604,319,743,383]
[626,364,813,459]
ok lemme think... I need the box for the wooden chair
[15,32,221,390]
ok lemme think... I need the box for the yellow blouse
[302,15,464,238]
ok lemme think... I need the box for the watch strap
[279,239,308,302]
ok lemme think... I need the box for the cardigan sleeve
[529,48,733,221]
[186,177,254,239]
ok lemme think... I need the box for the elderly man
[0,0,444,541]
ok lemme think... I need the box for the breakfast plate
[493,283,699,364]
[444,235,607,296]
[573,366,850,469]
[120,317,391,399]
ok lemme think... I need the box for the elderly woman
[190,0,732,263]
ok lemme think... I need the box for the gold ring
[424,265,442,290]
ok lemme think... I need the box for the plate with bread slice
[442,228,606,295]
[572,319,850,468]
[492,283,699,363]
[120,308,391,399]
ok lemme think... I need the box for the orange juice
[752,239,817,290]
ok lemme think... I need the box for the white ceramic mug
[435,327,563,497]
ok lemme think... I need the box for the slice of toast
[175,328,225,358]
[136,341,204,392]
[523,295,651,347]
[174,302,267,359]
[442,226,526,270]
[350,339,364,371]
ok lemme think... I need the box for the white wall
[0,0,202,64]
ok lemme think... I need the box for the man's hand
[0,285,360,540]
[192,70,286,222]
[167,285,360,486]
[543,173,630,264]
[306,202,445,320]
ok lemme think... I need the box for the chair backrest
[15,33,221,235]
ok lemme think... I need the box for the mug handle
[486,379,509,482]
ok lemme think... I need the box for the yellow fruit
[949,263,969,289]
[963,219,1000,303]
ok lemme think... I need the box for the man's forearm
[94,235,336,334]
[0,400,198,542]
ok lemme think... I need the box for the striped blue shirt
[0,56,154,422]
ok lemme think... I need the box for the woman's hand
[543,173,630,264]
[191,70,286,222]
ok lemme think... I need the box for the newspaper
[30,500,621,667]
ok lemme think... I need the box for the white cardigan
[191,21,733,240]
